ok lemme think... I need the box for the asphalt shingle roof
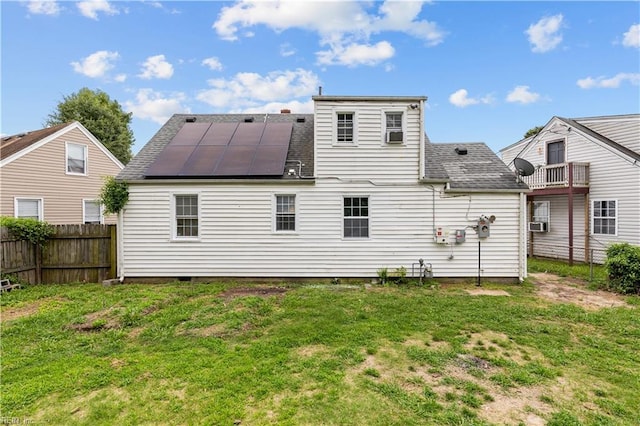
[118,113,314,181]
[425,142,529,191]
[1,122,70,161]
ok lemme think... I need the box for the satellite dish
[513,157,535,177]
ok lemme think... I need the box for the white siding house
[500,114,640,263]
[117,96,528,281]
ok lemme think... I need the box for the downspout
[418,98,426,180]
[118,208,125,282]
[520,192,527,281]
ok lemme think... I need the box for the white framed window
[383,111,405,144]
[83,199,103,224]
[334,111,357,145]
[592,200,617,236]
[14,198,43,221]
[66,142,88,175]
[532,201,550,226]
[173,194,200,240]
[275,194,296,232]
[343,196,369,238]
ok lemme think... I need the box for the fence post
[589,249,593,282]
[35,243,42,284]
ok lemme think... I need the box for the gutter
[127,178,317,185]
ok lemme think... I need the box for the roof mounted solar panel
[180,145,226,176]
[249,145,290,176]
[168,122,211,146]
[200,122,238,146]
[229,122,266,146]
[145,146,197,177]
[214,145,257,176]
[260,122,293,146]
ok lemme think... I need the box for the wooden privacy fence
[1,224,116,284]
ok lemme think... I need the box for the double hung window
[175,194,199,238]
[592,200,617,235]
[67,143,87,174]
[343,197,369,238]
[275,195,296,232]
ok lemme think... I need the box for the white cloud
[213,0,445,67]
[197,68,320,110]
[317,41,394,67]
[138,55,174,79]
[448,89,493,108]
[114,74,127,83]
[280,43,296,57]
[506,85,541,104]
[240,99,314,114]
[577,73,640,89]
[71,50,119,78]
[124,89,190,124]
[623,23,640,48]
[27,1,61,16]
[526,14,563,53]
[202,57,223,71]
[77,0,118,20]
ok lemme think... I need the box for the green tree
[524,126,544,139]
[46,88,134,164]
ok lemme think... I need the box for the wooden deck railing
[523,162,589,190]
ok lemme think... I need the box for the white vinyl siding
[316,101,421,182]
[66,142,87,175]
[121,183,524,279]
[15,198,43,220]
[83,199,103,224]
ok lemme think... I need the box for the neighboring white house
[500,114,640,263]
[116,95,529,281]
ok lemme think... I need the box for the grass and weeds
[1,279,638,425]
[528,257,607,287]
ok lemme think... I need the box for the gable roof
[500,114,640,163]
[118,113,314,181]
[1,122,70,161]
[424,142,529,192]
[1,121,125,169]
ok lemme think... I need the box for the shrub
[605,243,640,294]
[0,216,54,246]
[99,176,129,214]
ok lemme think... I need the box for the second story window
[385,112,404,144]
[337,112,354,143]
[67,142,87,175]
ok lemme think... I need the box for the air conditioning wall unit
[386,130,403,144]
[528,222,548,232]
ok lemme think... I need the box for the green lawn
[1,278,638,425]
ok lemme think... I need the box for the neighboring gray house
[116,95,528,281]
[500,114,640,263]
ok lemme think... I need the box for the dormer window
[336,112,354,143]
[384,111,404,144]
[66,142,87,175]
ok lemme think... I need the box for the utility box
[455,229,466,244]
[434,227,448,244]
[477,217,490,238]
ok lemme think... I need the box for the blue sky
[2,1,639,156]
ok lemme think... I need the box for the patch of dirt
[218,286,288,300]
[1,297,67,322]
[529,273,630,310]
[68,307,122,332]
[465,289,511,296]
